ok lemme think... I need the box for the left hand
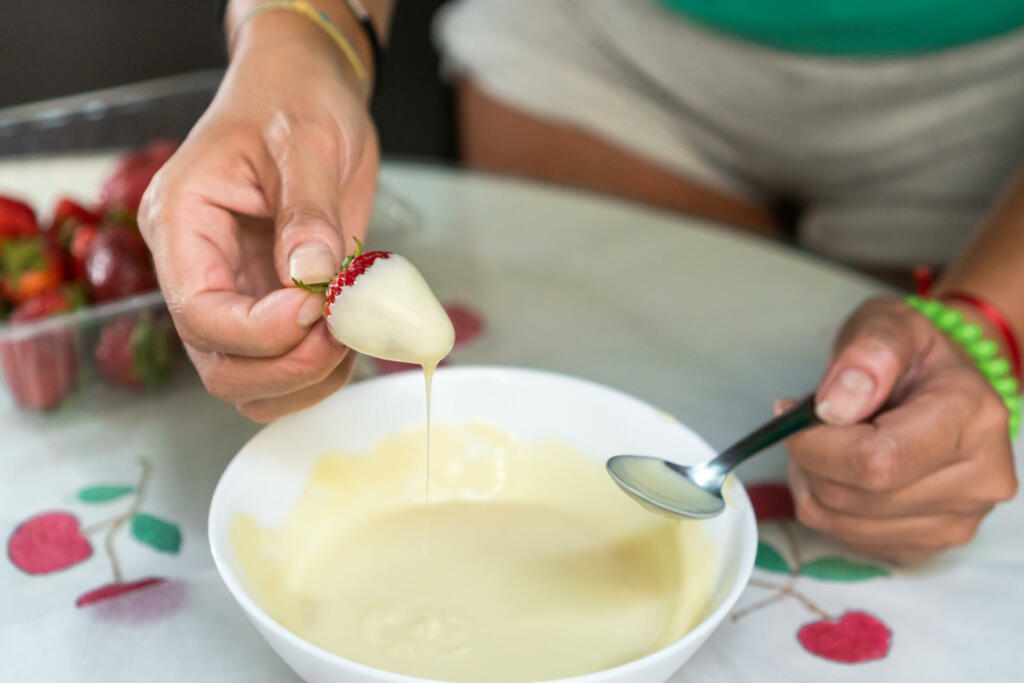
[783,297,1018,564]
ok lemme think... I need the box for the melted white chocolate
[232,423,716,683]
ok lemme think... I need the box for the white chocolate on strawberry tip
[325,254,454,367]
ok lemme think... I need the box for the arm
[139,0,394,422]
[934,167,1024,355]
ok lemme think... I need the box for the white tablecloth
[1,157,1021,681]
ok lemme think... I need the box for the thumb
[265,131,357,286]
[816,301,924,426]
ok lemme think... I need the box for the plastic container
[0,290,184,412]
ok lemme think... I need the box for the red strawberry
[99,139,178,213]
[94,311,177,388]
[0,287,83,411]
[48,197,101,250]
[293,239,454,365]
[0,237,65,305]
[0,195,39,243]
[53,197,101,227]
[67,223,99,281]
[84,226,157,302]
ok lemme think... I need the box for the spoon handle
[709,395,818,475]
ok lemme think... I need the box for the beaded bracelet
[233,0,370,93]
[906,295,1021,439]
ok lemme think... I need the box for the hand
[139,12,379,421]
[783,297,1018,564]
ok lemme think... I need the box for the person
[139,0,1021,564]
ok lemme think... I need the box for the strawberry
[0,195,40,243]
[94,311,177,388]
[0,287,83,411]
[48,197,101,250]
[83,225,157,302]
[68,223,99,281]
[0,237,65,305]
[293,239,455,364]
[99,139,178,214]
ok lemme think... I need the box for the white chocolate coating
[326,254,455,366]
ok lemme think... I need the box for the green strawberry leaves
[291,238,366,292]
[291,278,330,292]
[0,237,47,277]
[131,513,181,554]
[755,541,792,574]
[77,485,134,503]
[799,556,889,582]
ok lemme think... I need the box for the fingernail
[289,243,336,284]
[816,368,875,425]
[772,399,785,416]
[297,294,324,326]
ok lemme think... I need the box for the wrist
[227,0,374,99]
[943,300,1014,367]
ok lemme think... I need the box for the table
[1,155,1021,682]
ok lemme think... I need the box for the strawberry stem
[292,238,363,292]
[340,237,363,271]
[291,277,330,292]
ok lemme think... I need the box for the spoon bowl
[608,395,818,519]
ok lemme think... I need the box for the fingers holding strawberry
[135,13,380,421]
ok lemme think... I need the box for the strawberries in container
[0,140,182,412]
[94,311,177,388]
[0,287,83,411]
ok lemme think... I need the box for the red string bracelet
[941,291,1022,382]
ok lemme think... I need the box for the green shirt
[658,0,1024,56]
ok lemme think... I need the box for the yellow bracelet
[233,0,370,93]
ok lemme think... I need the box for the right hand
[139,11,379,422]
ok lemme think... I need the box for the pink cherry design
[8,511,93,575]
[78,577,187,621]
[797,611,891,663]
[747,482,795,521]
[76,577,166,607]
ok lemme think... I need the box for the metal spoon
[607,395,818,519]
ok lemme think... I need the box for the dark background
[0,0,456,159]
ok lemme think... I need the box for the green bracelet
[906,295,1021,439]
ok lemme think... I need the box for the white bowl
[209,366,757,683]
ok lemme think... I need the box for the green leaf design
[754,541,791,574]
[799,556,889,582]
[131,513,182,554]
[77,485,133,503]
